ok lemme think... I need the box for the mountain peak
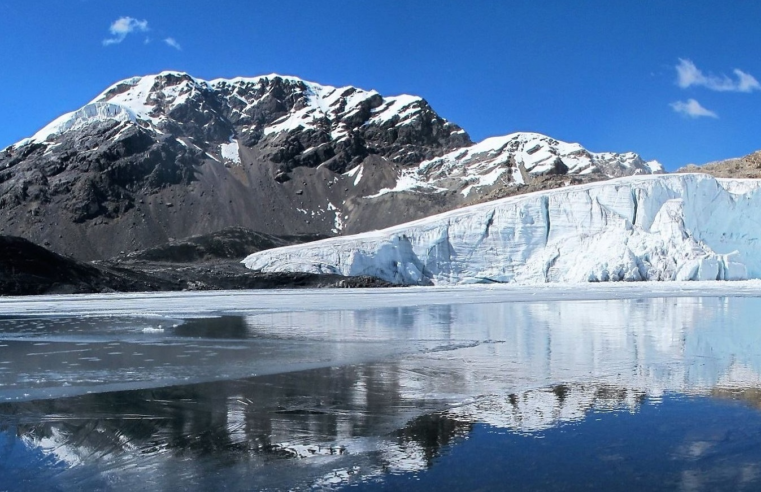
[0,72,662,261]
[9,72,457,155]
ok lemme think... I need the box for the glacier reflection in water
[1,295,761,490]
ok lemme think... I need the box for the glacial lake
[3,285,761,491]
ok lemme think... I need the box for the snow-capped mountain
[243,173,761,285]
[1,71,660,260]
[19,71,467,170]
[373,132,662,199]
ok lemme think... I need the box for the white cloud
[670,99,718,119]
[734,69,761,92]
[103,16,149,46]
[676,59,760,93]
[164,37,182,50]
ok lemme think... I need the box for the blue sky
[1,1,759,170]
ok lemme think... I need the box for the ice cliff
[243,174,761,285]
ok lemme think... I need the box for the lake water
[2,287,761,490]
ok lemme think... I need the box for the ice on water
[5,292,761,490]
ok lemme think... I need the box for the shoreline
[3,280,761,317]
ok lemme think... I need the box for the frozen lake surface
[3,283,761,490]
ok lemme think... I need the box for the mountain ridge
[1,71,662,261]
[677,149,761,179]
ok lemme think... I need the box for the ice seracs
[243,174,761,285]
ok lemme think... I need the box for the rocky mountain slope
[677,149,761,178]
[1,71,661,261]
[123,227,324,263]
[0,235,155,295]
[244,174,759,285]
[0,232,390,296]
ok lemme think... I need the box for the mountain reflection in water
[2,296,761,490]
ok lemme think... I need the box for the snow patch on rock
[220,138,241,164]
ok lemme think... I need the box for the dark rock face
[0,73,470,260]
[124,227,325,263]
[0,235,145,295]
[0,234,393,296]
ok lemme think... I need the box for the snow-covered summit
[244,173,761,285]
[9,71,451,154]
[5,72,663,188]
[6,72,660,184]
[371,132,664,199]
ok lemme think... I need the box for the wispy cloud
[103,16,149,46]
[164,37,182,51]
[670,99,718,119]
[734,69,761,92]
[676,59,760,93]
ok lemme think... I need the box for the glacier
[243,174,761,285]
[15,102,138,147]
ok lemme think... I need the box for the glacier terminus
[243,173,761,285]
